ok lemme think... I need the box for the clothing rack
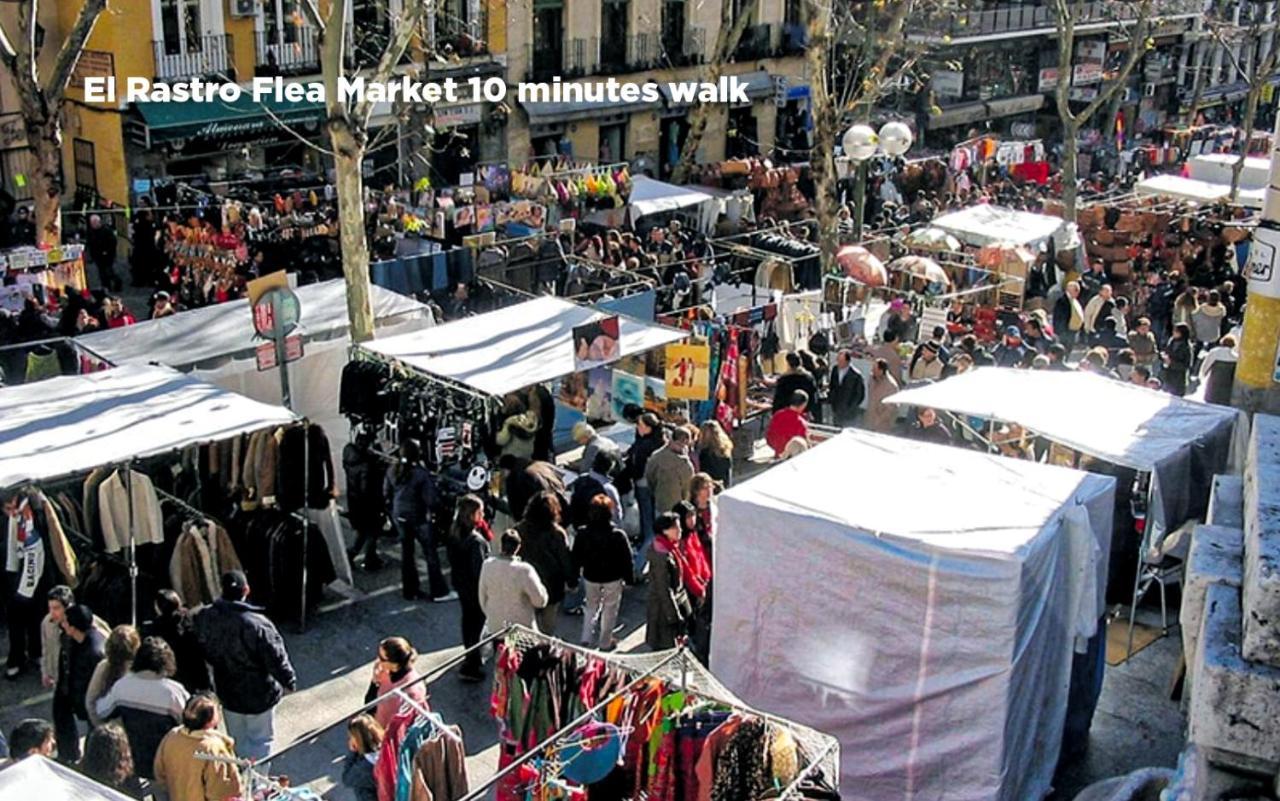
[263,624,517,764]
[349,342,502,406]
[394,688,465,744]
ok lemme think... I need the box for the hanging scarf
[10,499,46,599]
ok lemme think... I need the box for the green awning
[132,94,326,146]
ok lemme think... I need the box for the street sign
[256,334,303,371]
[253,287,301,336]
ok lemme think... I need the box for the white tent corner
[626,176,722,233]
[0,755,141,801]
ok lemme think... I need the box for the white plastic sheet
[0,365,299,488]
[710,430,1116,801]
[1135,174,1264,209]
[626,176,722,233]
[362,296,686,396]
[929,204,1069,248]
[0,756,138,801]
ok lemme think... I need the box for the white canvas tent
[360,296,685,397]
[0,756,138,801]
[0,363,298,489]
[886,368,1243,541]
[929,204,1074,249]
[625,175,722,233]
[710,430,1116,801]
[1187,153,1269,190]
[77,280,433,486]
[1135,174,1264,209]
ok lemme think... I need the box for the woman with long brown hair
[695,421,733,487]
[366,636,428,729]
[85,625,141,727]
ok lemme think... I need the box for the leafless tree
[0,0,110,246]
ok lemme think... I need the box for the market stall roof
[711,429,1116,800]
[626,175,722,231]
[1188,153,1270,190]
[0,756,138,801]
[1135,174,1264,209]
[77,279,430,369]
[928,204,1071,248]
[0,364,299,488]
[359,296,686,396]
[886,368,1239,472]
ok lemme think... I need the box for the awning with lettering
[520,95,662,124]
[128,94,326,148]
[927,93,1045,130]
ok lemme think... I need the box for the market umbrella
[905,227,962,252]
[888,255,952,287]
[835,245,888,286]
[976,241,1036,270]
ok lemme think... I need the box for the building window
[601,0,629,73]
[0,148,38,202]
[599,121,626,162]
[726,106,757,159]
[159,0,204,55]
[532,0,565,80]
[661,0,685,61]
[73,139,96,195]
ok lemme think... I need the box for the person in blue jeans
[623,413,667,581]
[383,440,455,602]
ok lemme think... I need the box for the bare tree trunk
[24,114,64,246]
[670,0,754,184]
[332,125,375,341]
[805,0,838,270]
[1185,39,1208,126]
[1061,120,1080,221]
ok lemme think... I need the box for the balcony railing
[526,27,709,80]
[912,0,1202,41]
[153,34,233,81]
[658,27,706,66]
[435,9,490,58]
[734,23,775,61]
[255,28,321,76]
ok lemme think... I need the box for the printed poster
[611,370,644,420]
[664,342,711,400]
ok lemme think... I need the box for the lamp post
[842,121,915,240]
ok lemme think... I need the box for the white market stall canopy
[710,429,1116,801]
[1188,153,1269,190]
[626,175,722,233]
[887,368,1242,539]
[0,364,299,488]
[929,204,1072,249]
[0,756,138,801]
[1135,174,1264,209]
[77,279,432,369]
[360,296,686,397]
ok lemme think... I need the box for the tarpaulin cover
[0,364,298,489]
[360,296,686,396]
[886,368,1242,541]
[77,279,432,369]
[626,176,722,233]
[0,755,138,801]
[1135,174,1264,209]
[710,430,1116,801]
[1187,153,1269,190]
[929,204,1070,248]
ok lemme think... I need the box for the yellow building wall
[62,105,130,205]
[566,119,599,161]
[487,0,508,54]
[627,110,659,160]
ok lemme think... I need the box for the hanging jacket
[344,441,388,530]
[6,490,78,588]
[97,469,165,553]
[409,729,469,801]
[278,424,336,511]
[169,521,244,608]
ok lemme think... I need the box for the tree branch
[0,20,17,68]
[298,0,326,33]
[354,0,430,125]
[46,0,108,105]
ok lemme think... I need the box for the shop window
[601,0,629,73]
[661,0,685,61]
[726,107,758,159]
[0,148,38,202]
[599,122,626,162]
[73,139,97,196]
[264,0,301,45]
[532,0,565,80]
[159,0,204,55]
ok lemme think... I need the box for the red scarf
[654,536,705,601]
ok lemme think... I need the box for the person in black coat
[86,215,122,292]
[827,350,866,428]
[343,431,387,571]
[446,495,490,682]
[53,604,105,763]
[141,589,211,694]
[771,352,818,412]
[383,439,450,601]
[1162,322,1194,397]
[572,496,633,650]
[192,571,297,762]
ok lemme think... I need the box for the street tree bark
[669,0,755,184]
[1051,0,1155,221]
[301,0,426,341]
[0,0,110,246]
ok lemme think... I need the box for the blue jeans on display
[633,485,656,578]
[223,707,277,763]
[394,518,449,598]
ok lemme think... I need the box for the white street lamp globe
[842,124,879,161]
[879,121,914,157]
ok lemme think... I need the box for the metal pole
[124,462,137,627]
[1231,111,1280,413]
[299,419,310,633]
[456,648,686,801]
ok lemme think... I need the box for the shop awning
[627,175,722,232]
[927,93,1045,130]
[520,93,662,125]
[660,70,776,109]
[1134,174,1267,208]
[929,204,1071,248]
[130,94,326,147]
[77,279,431,369]
[360,296,686,396]
[0,364,299,488]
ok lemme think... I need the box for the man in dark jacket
[193,571,296,762]
[498,455,567,522]
[827,350,866,428]
[52,604,104,763]
[621,413,667,575]
[86,215,122,292]
[771,352,818,412]
[447,519,489,682]
[343,432,387,570]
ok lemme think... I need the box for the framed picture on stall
[572,316,621,370]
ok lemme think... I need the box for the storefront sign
[434,103,484,129]
[1037,68,1060,93]
[664,343,711,400]
[1075,41,1106,62]
[71,50,114,89]
[931,70,965,100]
[1073,63,1103,86]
